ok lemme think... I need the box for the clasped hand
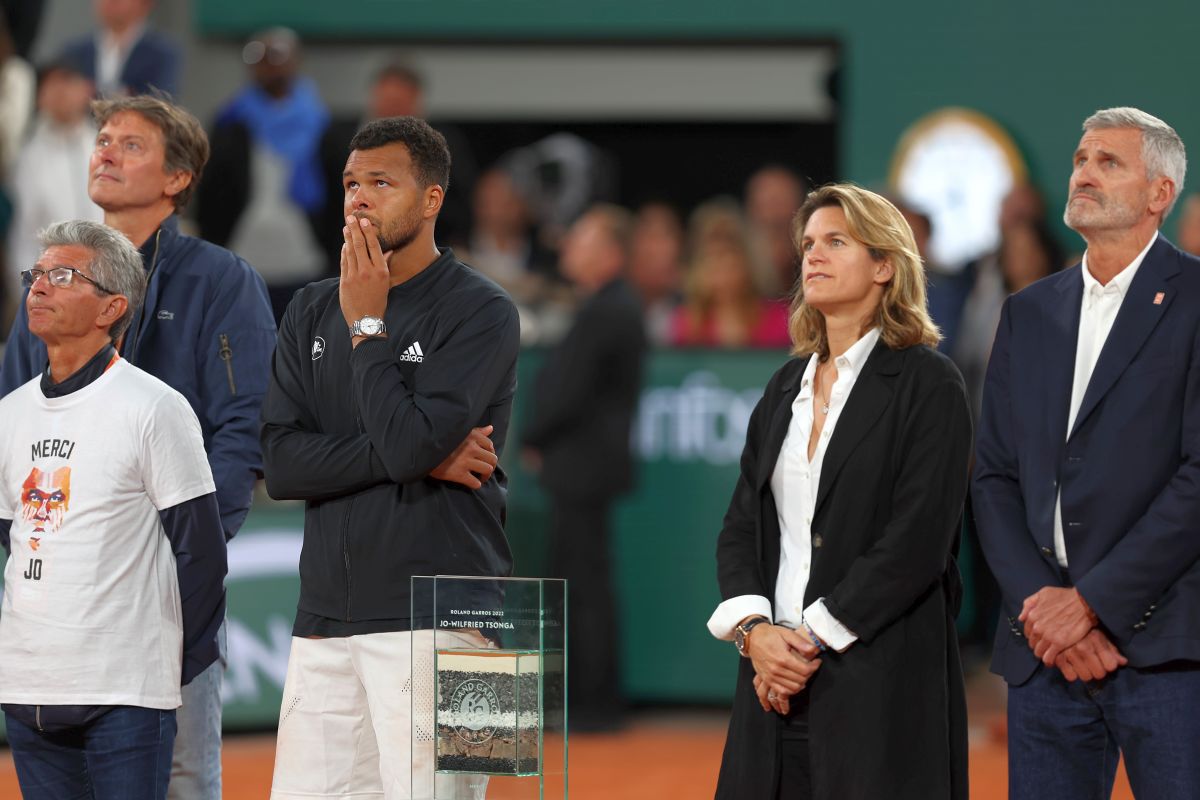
[1021,586,1126,681]
[748,624,821,716]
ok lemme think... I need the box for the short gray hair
[38,220,146,342]
[1083,107,1188,216]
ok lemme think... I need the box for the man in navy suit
[974,107,1200,800]
[61,0,179,97]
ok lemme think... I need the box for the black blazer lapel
[756,357,807,491]
[1069,240,1179,440]
[814,342,900,516]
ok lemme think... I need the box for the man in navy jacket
[60,0,180,97]
[974,107,1200,800]
[0,95,275,800]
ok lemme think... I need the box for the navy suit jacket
[973,234,1200,685]
[61,27,180,98]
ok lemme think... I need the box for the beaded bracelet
[802,620,829,653]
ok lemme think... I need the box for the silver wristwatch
[349,315,387,338]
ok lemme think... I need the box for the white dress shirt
[97,23,146,97]
[1052,232,1157,567]
[708,327,880,652]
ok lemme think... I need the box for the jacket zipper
[342,498,355,621]
[35,705,42,732]
[123,229,162,363]
[218,334,237,395]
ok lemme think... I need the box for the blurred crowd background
[2,0,1200,725]
[4,2,1200,360]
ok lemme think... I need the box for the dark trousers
[1008,661,1200,800]
[777,690,811,800]
[548,495,623,727]
[6,706,177,799]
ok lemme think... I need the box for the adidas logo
[399,341,425,363]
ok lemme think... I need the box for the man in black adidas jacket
[261,117,520,799]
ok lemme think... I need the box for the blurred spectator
[687,196,752,259]
[628,202,685,346]
[461,166,556,302]
[923,183,1049,357]
[60,0,180,97]
[671,241,791,349]
[317,59,478,265]
[954,195,1064,421]
[523,204,646,732]
[897,199,968,353]
[196,27,328,323]
[5,59,103,327]
[0,0,44,61]
[0,13,33,331]
[0,14,32,178]
[744,164,806,296]
[671,199,790,348]
[1176,193,1200,256]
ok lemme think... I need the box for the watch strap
[734,615,770,656]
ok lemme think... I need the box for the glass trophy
[411,576,567,799]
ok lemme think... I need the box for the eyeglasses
[20,266,116,295]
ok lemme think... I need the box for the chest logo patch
[156,310,175,320]
[400,341,424,363]
[312,337,326,361]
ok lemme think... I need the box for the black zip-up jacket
[261,249,520,636]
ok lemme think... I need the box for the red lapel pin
[1154,292,1165,305]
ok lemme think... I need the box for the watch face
[359,317,384,336]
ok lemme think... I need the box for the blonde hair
[686,197,775,296]
[788,183,940,358]
[680,239,762,345]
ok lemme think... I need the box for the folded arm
[348,298,520,484]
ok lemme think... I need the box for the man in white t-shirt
[0,219,226,800]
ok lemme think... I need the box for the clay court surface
[0,674,1134,798]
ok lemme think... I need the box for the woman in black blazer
[709,184,972,800]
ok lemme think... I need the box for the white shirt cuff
[707,595,773,641]
[804,598,858,652]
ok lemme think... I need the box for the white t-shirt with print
[0,358,215,710]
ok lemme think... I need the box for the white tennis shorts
[270,629,488,799]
